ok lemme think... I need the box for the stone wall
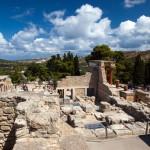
[135,90,150,106]
[57,72,93,88]
[0,96,25,150]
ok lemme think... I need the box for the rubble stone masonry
[0,96,25,150]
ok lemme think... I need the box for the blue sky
[0,0,150,60]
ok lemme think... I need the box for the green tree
[113,51,125,62]
[10,71,24,84]
[25,63,49,81]
[73,55,80,75]
[115,59,134,83]
[133,54,145,85]
[145,59,150,85]
[46,52,80,79]
[91,44,112,60]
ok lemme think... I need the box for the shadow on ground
[139,134,150,147]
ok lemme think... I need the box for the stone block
[94,112,104,120]
[3,107,14,114]
[16,128,29,138]
[105,111,134,124]
[15,118,27,128]
[0,110,3,116]
[82,104,95,113]
[7,114,16,120]
[113,129,132,136]
[0,101,7,108]
[100,101,111,112]
[61,105,73,114]
[110,124,132,136]
[0,140,4,144]
[93,128,106,138]
[0,116,7,121]
[1,126,11,131]
[0,121,9,126]
[124,123,145,135]
[0,133,4,139]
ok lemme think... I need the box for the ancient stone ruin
[0,92,89,150]
[0,60,150,150]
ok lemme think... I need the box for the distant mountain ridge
[0,50,150,63]
[123,50,150,61]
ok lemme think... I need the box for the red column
[108,68,113,85]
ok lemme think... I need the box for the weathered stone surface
[16,127,29,138]
[3,107,14,114]
[15,118,27,128]
[0,110,3,116]
[27,112,57,132]
[60,135,89,150]
[124,123,145,135]
[0,121,10,126]
[105,111,134,124]
[109,96,150,121]
[0,116,7,121]
[61,105,73,114]
[0,133,4,138]
[100,101,111,112]
[93,128,106,138]
[82,104,95,113]
[94,112,105,120]
[13,138,60,150]
[110,124,132,136]
[1,126,11,131]
[0,101,6,108]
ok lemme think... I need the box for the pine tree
[133,54,145,86]
[73,55,80,75]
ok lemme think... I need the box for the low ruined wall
[0,96,25,150]
[135,90,150,106]
[0,97,16,150]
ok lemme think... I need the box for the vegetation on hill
[0,46,150,86]
[86,44,150,86]
[5,52,81,84]
[123,50,150,61]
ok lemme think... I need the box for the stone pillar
[124,85,128,91]
[72,88,76,100]
[115,80,120,88]
[63,89,66,99]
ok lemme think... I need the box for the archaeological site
[0,60,150,150]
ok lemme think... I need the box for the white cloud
[124,0,146,8]
[114,15,150,49]
[11,24,45,52]
[0,4,150,59]
[11,8,34,19]
[43,4,150,51]
[0,33,14,53]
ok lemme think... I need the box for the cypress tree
[145,59,150,85]
[133,54,145,86]
[73,55,80,75]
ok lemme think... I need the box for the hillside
[123,50,150,61]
